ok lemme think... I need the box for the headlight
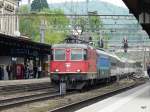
[55,69,59,72]
[77,69,81,72]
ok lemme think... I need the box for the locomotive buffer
[60,81,66,95]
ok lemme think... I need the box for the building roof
[123,0,150,37]
[0,33,51,56]
[52,44,88,49]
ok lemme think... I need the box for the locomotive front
[50,44,89,82]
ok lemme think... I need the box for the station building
[0,0,51,80]
[0,0,19,36]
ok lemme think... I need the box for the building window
[0,1,18,35]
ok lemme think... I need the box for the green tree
[88,11,102,32]
[19,5,37,37]
[76,17,87,34]
[75,12,103,34]
[31,0,49,12]
[39,9,69,30]
[19,5,28,13]
[38,9,69,44]
[19,6,69,44]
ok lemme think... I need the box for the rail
[49,79,145,112]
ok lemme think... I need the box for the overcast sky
[21,0,127,8]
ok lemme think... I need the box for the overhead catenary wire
[0,13,135,18]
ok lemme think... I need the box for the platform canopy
[0,33,51,57]
[123,0,150,37]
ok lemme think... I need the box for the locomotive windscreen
[54,49,65,60]
[71,49,83,60]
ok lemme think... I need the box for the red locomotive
[50,37,137,90]
[50,44,97,89]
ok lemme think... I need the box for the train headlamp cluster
[77,69,81,72]
[55,69,59,72]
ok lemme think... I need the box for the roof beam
[123,0,150,37]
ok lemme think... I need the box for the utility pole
[40,20,46,43]
[28,0,30,4]
[16,0,20,36]
[86,0,89,15]
[143,36,146,75]
[28,0,31,12]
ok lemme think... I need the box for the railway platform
[76,81,150,112]
[0,77,50,87]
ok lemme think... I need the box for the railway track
[0,82,53,95]
[49,80,145,112]
[0,89,60,110]
[0,78,146,111]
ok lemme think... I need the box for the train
[50,37,139,90]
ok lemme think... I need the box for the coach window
[71,49,83,60]
[54,49,66,60]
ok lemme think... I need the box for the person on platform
[0,67,2,80]
[122,37,128,53]
[6,65,12,80]
[4,65,8,80]
[33,66,37,78]
[25,64,29,79]
[38,66,42,78]
[147,63,150,78]
[0,66,4,80]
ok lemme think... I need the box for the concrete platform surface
[76,81,150,112]
[0,77,50,86]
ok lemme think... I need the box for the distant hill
[49,1,149,42]
[49,0,129,15]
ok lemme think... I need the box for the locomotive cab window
[71,49,83,60]
[54,49,66,60]
[51,50,54,60]
[83,49,88,60]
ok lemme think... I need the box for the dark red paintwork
[50,47,97,75]
[50,61,89,73]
